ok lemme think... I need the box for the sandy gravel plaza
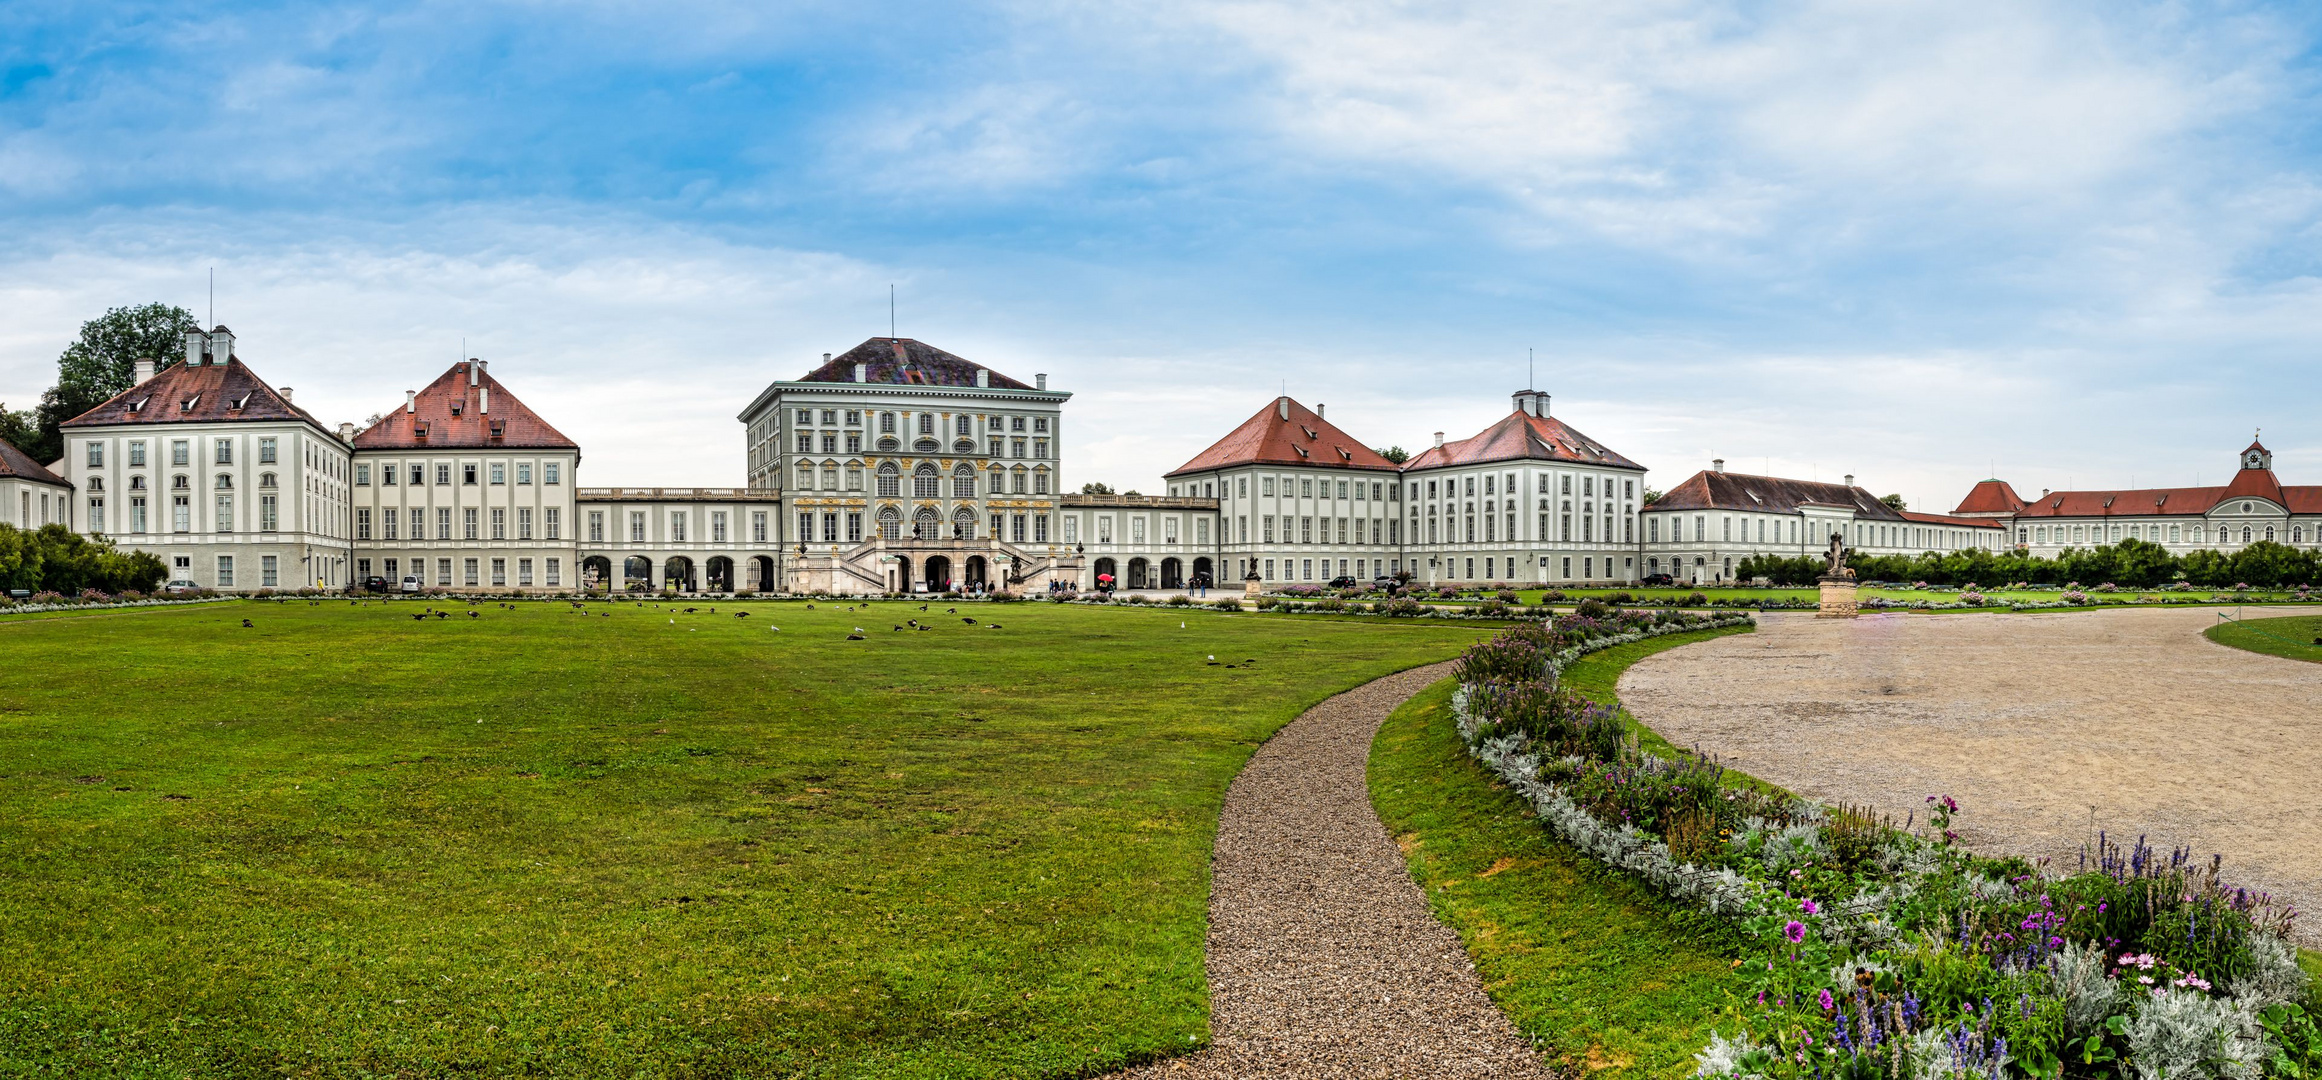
[1620,606,2322,946]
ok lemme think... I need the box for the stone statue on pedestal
[1816,531,1859,618]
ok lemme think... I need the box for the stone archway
[1193,557,1213,587]
[751,555,776,592]
[706,556,734,592]
[924,555,952,593]
[1161,557,1184,589]
[1128,557,1150,590]
[664,556,696,592]
[965,555,987,589]
[1093,557,1117,590]
[582,555,613,593]
[623,555,653,592]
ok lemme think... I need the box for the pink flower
[1785,921,1807,944]
[1801,899,1820,915]
[1819,989,1835,1011]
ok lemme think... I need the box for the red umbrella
[1097,574,1115,583]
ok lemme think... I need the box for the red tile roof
[1649,470,1907,520]
[797,338,1037,390]
[1400,409,1643,472]
[1898,509,2003,530]
[353,362,578,451]
[0,438,67,487]
[1165,397,1400,477]
[2009,469,2322,518]
[60,356,330,435]
[1950,479,2027,516]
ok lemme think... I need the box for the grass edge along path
[1368,624,1755,1080]
[2205,611,2322,664]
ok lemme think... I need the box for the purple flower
[1801,899,1820,915]
[1819,988,1835,1011]
[1785,920,1806,944]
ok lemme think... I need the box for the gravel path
[1113,660,1551,1080]
[1620,607,2322,946]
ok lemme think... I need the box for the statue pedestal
[1243,576,1262,600]
[1816,576,1858,619]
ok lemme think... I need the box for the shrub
[1208,597,1241,611]
[1574,597,1611,620]
[1165,594,1194,607]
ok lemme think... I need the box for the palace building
[33,323,2298,594]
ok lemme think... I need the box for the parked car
[164,580,201,595]
[1326,575,1357,588]
[1641,573,1675,587]
[361,576,390,593]
[400,576,422,593]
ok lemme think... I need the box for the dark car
[1641,573,1675,587]
[1326,575,1357,588]
[362,576,390,593]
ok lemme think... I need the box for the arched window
[914,462,940,498]
[952,464,975,498]
[130,475,146,491]
[216,473,234,490]
[877,506,901,540]
[953,507,977,539]
[880,412,896,434]
[955,415,971,437]
[877,462,900,497]
[913,506,939,539]
[2266,525,2276,542]
[259,472,276,489]
[2243,525,2254,544]
[173,474,189,490]
[796,462,814,490]
[2296,525,2306,544]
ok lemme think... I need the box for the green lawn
[1500,586,2304,607]
[2205,612,2322,663]
[0,598,1489,1078]
[1368,649,1746,1080]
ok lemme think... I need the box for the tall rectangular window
[545,507,560,540]
[465,507,479,539]
[631,512,646,542]
[260,494,278,532]
[215,494,233,532]
[846,512,862,542]
[492,508,506,539]
[172,495,190,532]
[436,558,451,586]
[491,558,507,586]
[261,555,278,587]
[517,463,532,485]
[798,512,813,542]
[464,558,480,587]
[129,441,145,466]
[86,442,103,468]
[821,512,838,542]
[518,507,533,540]
[671,511,687,543]
[1012,514,1026,543]
[217,555,235,587]
[383,508,399,540]
[752,511,766,543]
[131,496,147,533]
[437,463,451,485]
[712,511,727,542]
[171,440,190,467]
[435,507,450,540]
[545,558,561,586]
[215,438,233,465]
[518,558,534,586]
[589,510,605,542]
[545,462,560,484]
[88,497,104,533]
[1034,514,1048,542]
[258,438,277,464]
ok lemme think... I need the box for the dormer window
[413,421,431,438]
[489,419,506,439]
[127,397,147,413]
[180,394,199,412]
[228,393,250,410]
[451,403,464,417]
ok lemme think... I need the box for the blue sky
[5,0,2322,506]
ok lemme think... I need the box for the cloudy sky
[4,0,2319,506]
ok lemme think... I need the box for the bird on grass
[986,623,1002,630]
[945,607,956,614]
[241,619,253,628]
[469,611,479,619]
[846,632,865,640]
[893,625,905,632]
[961,617,976,624]
[734,612,749,619]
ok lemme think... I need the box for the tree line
[2,304,202,465]
[0,524,169,596]
[1736,537,2322,588]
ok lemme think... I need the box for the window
[517,463,531,485]
[918,414,934,436]
[383,508,400,540]
[258,438,277,464]
[1034,514,1049,542]
[1011,416,1027,432]
[357,508,373,539]
[710,511,727,542]
[545,462,560,484]
[260,495,278,532]
[215,438,233,465]
[172,495,190,532]
[519,558,534,587]
[491,508,506,540]
[1301,478,1313,497]
[88,497,104,532]
[465,558,480,587]
[491,558,507,586]
[545,558,560,587]
[518,507,534,540]
[465,507,480,540]
[877,463,900,497]
[1263,514,1275,542]
[914,464,940,498]
[437,463,451,485]
[545,507,560,540]
[590,511,605,543]
[489,463,505,485]
[129,440,146,467]
[436,558,452,587]
[1034,469,1050,495]
[86,442,104,468]
[752,511,767,543]
[953,466,975,498]
[215,494,234,532]
[130,496,146,533]
[261,555,278,587]
[356,463,370,485]
[435,508,451,540]
[171,440,190,467]
[217,555,235,587]
[464,464,478,485]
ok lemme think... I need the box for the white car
[400,576,422,593]
[164,580,201,595]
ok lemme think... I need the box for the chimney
[1844,474,1855,488]
[1317,403,1325,418]
[184,329,207,367]
[337,422,355,442]
[1713,458,1724,473]
[405,390,417,414]
[280,387,294,403]
[1433,431,1444,448]
[824,352,833,363]
[133,358,155,385]
[854,362,868,382]
[468,360,480,387]
[1036,373,1048,391]
[1279,397,1290,421]
[208,325,234,363]
[480,387,490,414]
[975,368,989,388]
[476,359,487,382]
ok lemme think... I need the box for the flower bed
[0,593,237,615]
[1451,617,2318,1080]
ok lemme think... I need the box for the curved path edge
[1110,660,1552,1079]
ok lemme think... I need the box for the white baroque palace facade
[27,325,2295,595]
